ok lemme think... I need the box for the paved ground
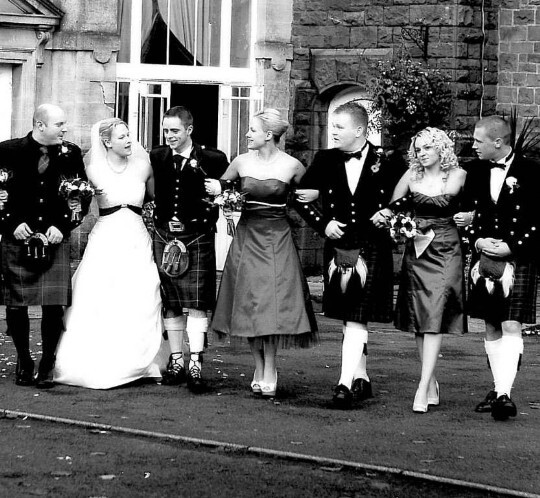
[1,308,539,497]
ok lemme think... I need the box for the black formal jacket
[150,142,229,235]
[463,154,540,262]
[298,143,405,249]
[0,133,86,238]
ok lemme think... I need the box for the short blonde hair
[253,108,289,143]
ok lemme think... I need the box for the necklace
[107,156,128,174]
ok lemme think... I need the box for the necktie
[38,146,49,174]
[173,155,185,171]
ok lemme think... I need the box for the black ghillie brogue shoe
[474,390,497,413]
[351,378,373,402]
[332,384,353,409]
[35,370,55,389]
[186,354,206,394]
[491,394,517,421]
[161,353,186,386]
[15,358,35,387]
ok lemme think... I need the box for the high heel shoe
[413,389,429,413]
[251,377,262,395]
[427,381,440,406]
[261,372,278,397]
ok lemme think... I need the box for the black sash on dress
[99,204,143,217]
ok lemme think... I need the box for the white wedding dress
[54,156,165,389]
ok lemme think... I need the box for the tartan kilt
[153,228,216,312]
[1,238,72,306]
[323,239,394,323]
[468,257,538,324]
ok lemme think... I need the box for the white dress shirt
[490,153,514,203]
[344,147,368,195]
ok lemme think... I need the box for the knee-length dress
[395,192,467,334]
[211,177,318,348]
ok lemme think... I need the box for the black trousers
[6,305,64,373]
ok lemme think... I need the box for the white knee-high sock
[164,316,186,358]
[497,336,524,397]
[485,338,504,395]
[186,316,208,355]
[338,323,368,389]
[353,329,369,382]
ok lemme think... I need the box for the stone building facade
[287,0,540,272]
[1,0,540,269]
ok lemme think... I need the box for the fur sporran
[471,253,515,298]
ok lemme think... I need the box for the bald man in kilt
[465,116,539,421]
[0,104,87,389]
[151,106,228,393]
[296,102,404,409]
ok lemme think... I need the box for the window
[118,0,252,68]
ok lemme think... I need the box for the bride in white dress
[54,118,165,389]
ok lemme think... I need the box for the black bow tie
[490,162,506,169]
[343,151,363,161]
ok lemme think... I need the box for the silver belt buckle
[168,220,185,233]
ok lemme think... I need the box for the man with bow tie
[150,106,228,393]
[296,101,404,409]
[0,104,87,389]
[465,115,539,421]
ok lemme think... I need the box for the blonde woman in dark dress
[206,109,318,397]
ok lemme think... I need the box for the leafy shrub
[369,56,453,148]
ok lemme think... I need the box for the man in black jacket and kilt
[0,104,87,389]
[466,115,539,421]
[296,102,404,409]
[151,106,228,393]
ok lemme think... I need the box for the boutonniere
[189,158,198,169]
[371,147,386,174]
[58,142,71,157]
[505,176,519,194]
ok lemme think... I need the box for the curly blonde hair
[407,127,459,181]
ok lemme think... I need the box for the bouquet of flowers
[388,213,417,242]
[213,188,246,236]
[59,177,101,222]
[0,168,12,210]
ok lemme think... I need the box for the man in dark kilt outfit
[296,102,404,409]
[151,106,228,393]
[0,104,87,389]
[465,115,539,421]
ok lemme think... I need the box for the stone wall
[497,0,540,120]
[288,0,501,273]
[44,0,121,261]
